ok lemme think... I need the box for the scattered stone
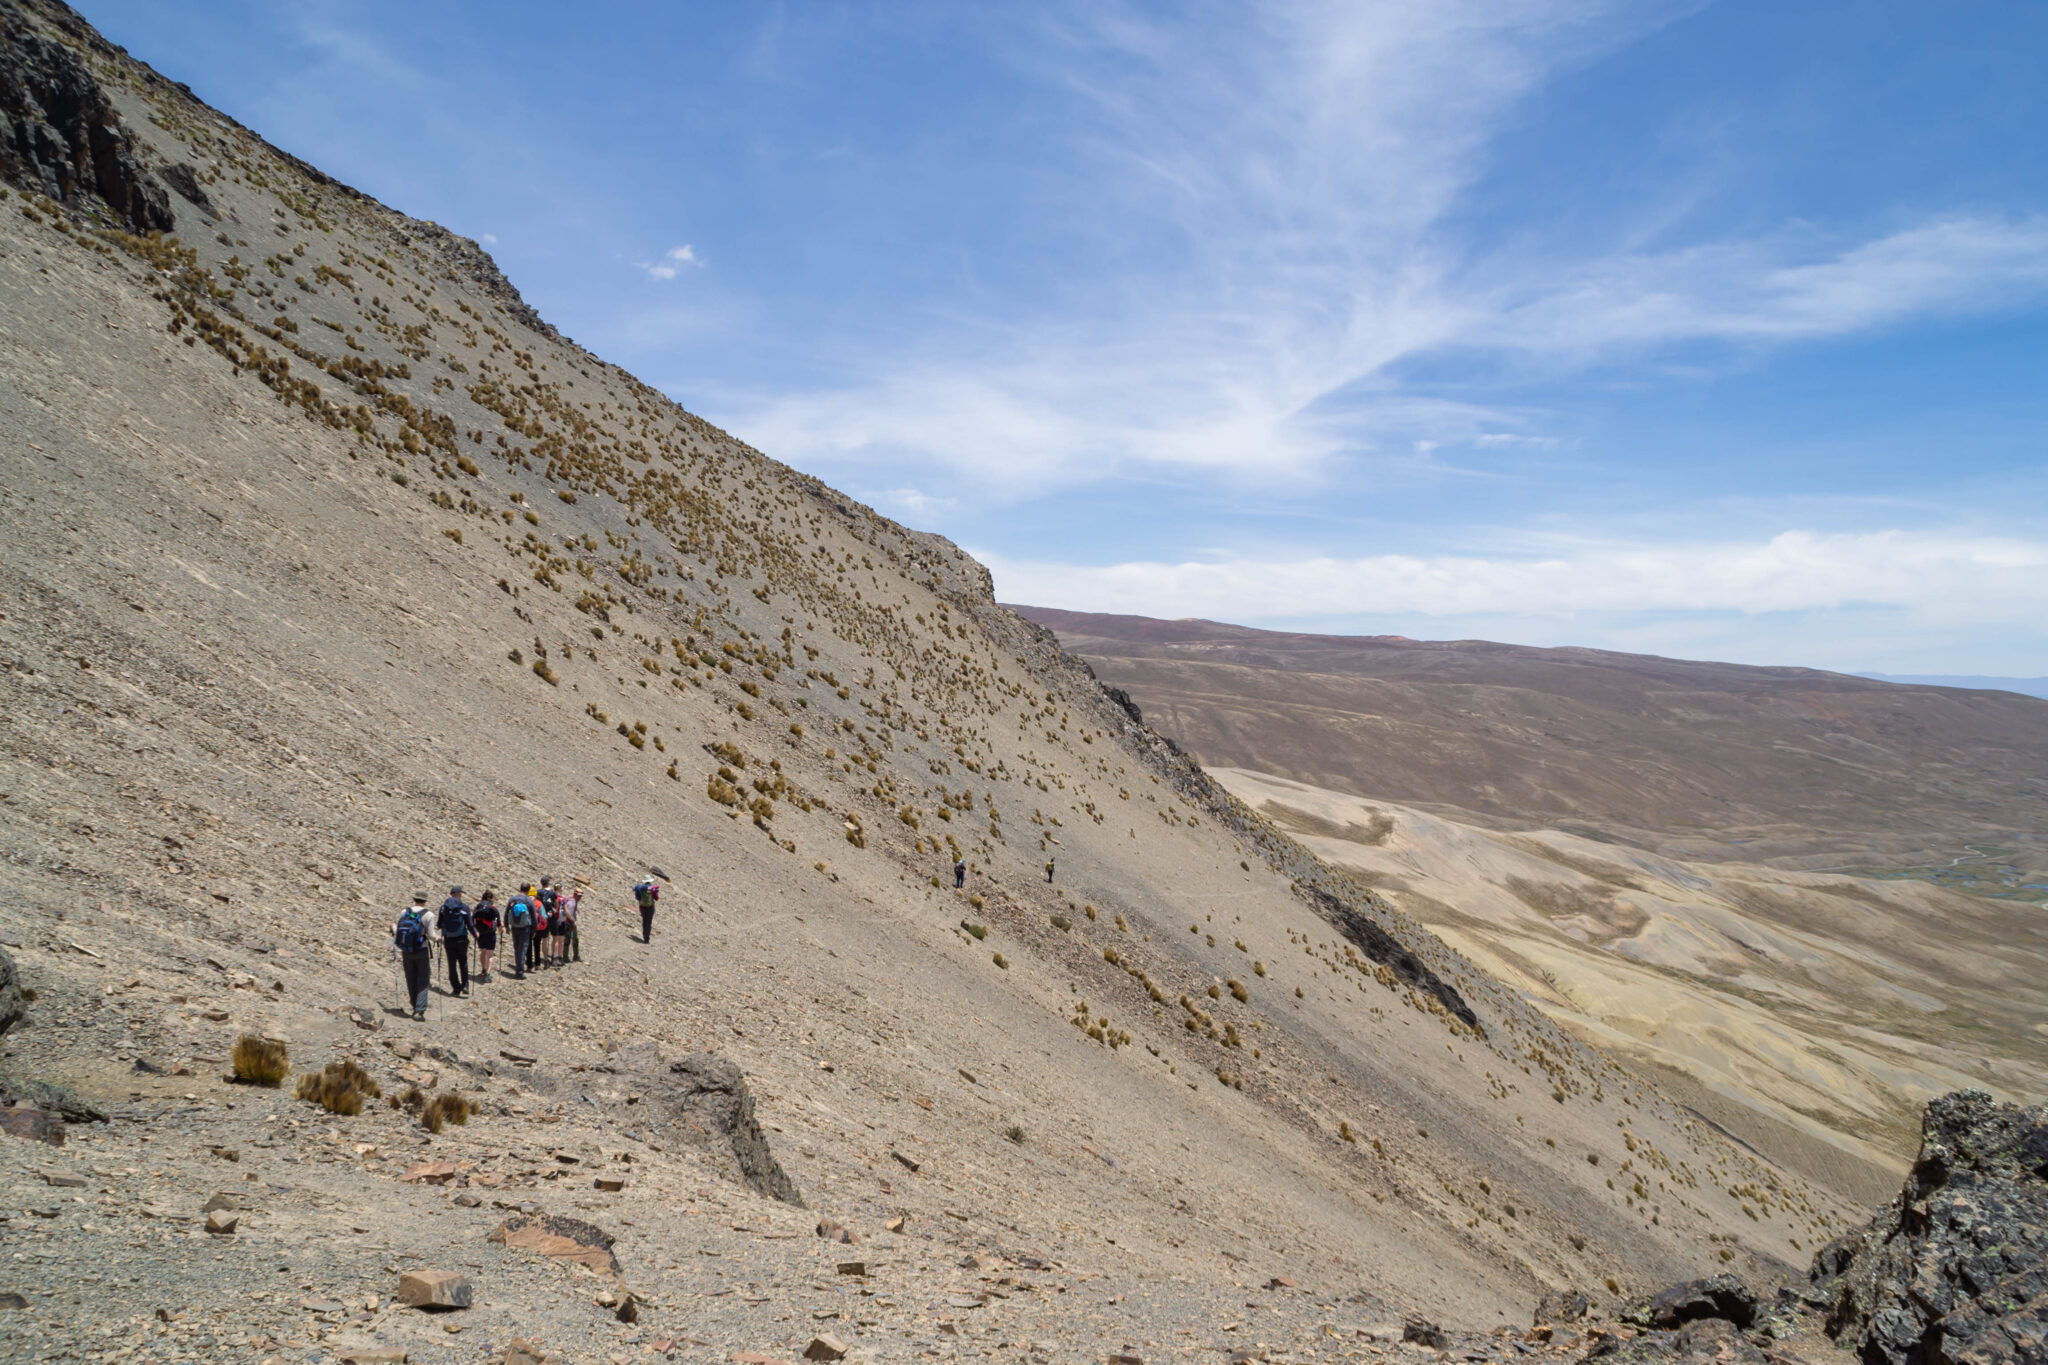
[201,1192,238,1214]
[1111,1355,1144,1365]
[884,1216,905,1233]
[399,1162,459,1185]
[501,1341,553,1365]
[490,1214,620,1274]
[816,1217,856,1244]
[40,1170,85,1188]
[946,1295,986,1309]
[337,1342,408,1365]
[891,1151,920,1173]
[1266,1276,1297,1290]
[593,1176,625,1192]
[452,1192,481,1208]
[836,1261,866,1276]
[1535,1289,1590,1325]
[210,1146,239,1162]
[615,1292,638,1324]
[0,1292,27,1309]
[204,1209,237,1235]
[348,1008,381,1031]
[1403,1319,1447,1348]
[500,1050,537,1066]
[805,1333,849,1361]
[396,1270,472,1311]
[2,1096,67,1146]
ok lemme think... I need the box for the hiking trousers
[401,950,432,1015]
[444,937,470,995]
[510,927,531,979]
[640,905,655,942]
[568,924,581,962]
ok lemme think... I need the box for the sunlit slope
[0,0,1854,1325]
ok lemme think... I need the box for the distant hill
[1012,607,2048,881]
[1858,673,2048,700]
[1016,607,2048,1193]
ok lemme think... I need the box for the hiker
[438,886,472,997]
[548,883,572,964]
[954,858,966,889]
[560,886,582,963]
[505,884,536,980]
[634,877,661,943]
[1046,857,1055,884]
[473,890,501,981]
[393,893,434,1021]
[529,884,551,971]
[537,877,560,968]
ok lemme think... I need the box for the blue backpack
[507,896,534,930]
[394,909,429,954]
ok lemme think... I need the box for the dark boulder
[0,0,174,231]
[0,1072,105,1123]
[0,946,20,1037]
[1536,1288,1592,1324]
[662,1052,803,1206]
[1630,1275,1758,1331]
[1811,1088,2048,1365]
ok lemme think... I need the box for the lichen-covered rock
[1628,1275,1758,1331]
[0,0,174,231]
[1812,1089,2048,1365]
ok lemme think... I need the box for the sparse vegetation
[296,1059,379,1115]
[231,1035,288,1087]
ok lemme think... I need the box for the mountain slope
[1014,608,2048,1201]
[0,3,1846,1356]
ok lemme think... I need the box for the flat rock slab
[0,1106,64,1146]
[397,1269,473,1310]
[489,1214,620,1274]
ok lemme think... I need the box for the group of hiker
[388,877,663,1020]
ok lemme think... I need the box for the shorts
[476,926,498,951]
[550,922,570,938]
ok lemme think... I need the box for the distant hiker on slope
[393,893,433,1021]
[547,881,572,965]
[438,886,472,998]
[506,885,537,981]
[473,890,501,982]
[634,877,661,943]
[1045,857,1055,884]
[954,858,966,889]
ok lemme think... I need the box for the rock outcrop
[0,946,21,1038]
[0,0,173,231]
[663,1052,804,1206]
[1812,1089,2047,1365]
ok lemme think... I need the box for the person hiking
[537,878,560,968]
[505,885,536,981]
[547,884,571,965]
[529,884,551,971]
[954,858,966,889]
[393,893,434,1020]
[438,886,472,998]
[473,890,501,982]
[634,878,661,943]
[1045,857,1055,884]
[560,886,581,963]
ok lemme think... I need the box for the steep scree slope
[0,2,1848,1355]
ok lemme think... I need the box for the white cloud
[979,530,2048,626]
[710,5,2048,499]
[479,233,497,245]
[640,244,702,282]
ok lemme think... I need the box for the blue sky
[90,1,2048,673]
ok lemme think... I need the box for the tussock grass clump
[1003,1124,1025,1145]
[296,1058,379,1115]
[1340,1120,1356,1143]
[991,951,1008,969]
[232,1035,289,1087]
[422,1092,473,1133]
[961,921,987,941]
